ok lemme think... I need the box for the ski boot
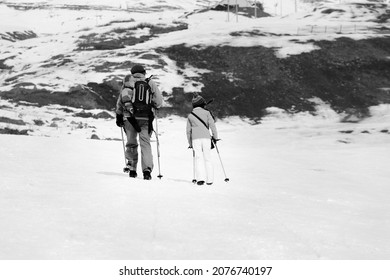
[143,169,152,180]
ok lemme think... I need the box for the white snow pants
[193,138,214,184]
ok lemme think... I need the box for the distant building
[217,0,257,8]
[211,0,270,18]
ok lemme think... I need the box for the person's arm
[149,80,163,109]
[121,88,134,115]
[186,118,193,148]
[208,112,218,140]
[115,91,124,115]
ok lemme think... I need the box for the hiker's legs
[193,139,206,182]
[124,120,138,171]
[138,120,154,172]
[202,139,214,184]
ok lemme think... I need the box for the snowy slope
[1,103,390,259]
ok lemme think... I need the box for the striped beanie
[192,94,206,107]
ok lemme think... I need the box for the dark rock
[0,116,26,125]
[0,128,29,135]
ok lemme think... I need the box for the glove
[116,114,124,127]
[211,137,220,149]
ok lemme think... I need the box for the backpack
[130,76,154,119]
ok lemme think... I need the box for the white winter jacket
[186,107,218,146]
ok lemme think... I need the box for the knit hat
[131,64,146,74]
[192,94,206,107]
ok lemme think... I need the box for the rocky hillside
[2,36,389,120]
[0,30,37,42]
[160,36,390,119]
[1,0,390,122]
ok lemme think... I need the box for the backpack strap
[191,112,209,130]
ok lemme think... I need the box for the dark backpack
[131,77,154,118]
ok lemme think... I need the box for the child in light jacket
[186,94,218,185]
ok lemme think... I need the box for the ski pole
[154,111,163,179]
[192,149,197,184]
[120,127,129,173]
[214,142,229,182]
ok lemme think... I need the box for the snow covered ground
[1,102,390,260]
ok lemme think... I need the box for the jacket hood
[133,73,145,79]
